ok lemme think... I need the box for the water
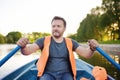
[0,44,39,79]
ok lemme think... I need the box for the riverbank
[81,44,120,57]
[99,40,120,44]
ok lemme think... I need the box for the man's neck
[52,36,64,43]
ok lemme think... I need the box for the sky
[0,0,102,36]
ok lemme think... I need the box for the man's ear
[64,27,66,31]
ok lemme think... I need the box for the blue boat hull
[2,59,114,80]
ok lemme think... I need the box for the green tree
[6,31,22,43]
[42,33,51,37]
[77,19,87,42]
[101,0,120,39]
[27,32,51,42]
[77,14,101,42]
[67,33,77,41]
[32,32,42,40]
[77,0,120,41]
[0,34,6,44]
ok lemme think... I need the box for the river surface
[0,44,39,79]
[0,44,120,79]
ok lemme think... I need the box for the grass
[79,40,120,44]
[99,40,120,44]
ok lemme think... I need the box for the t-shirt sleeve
[72,39,80,51]
[35,37,45,50]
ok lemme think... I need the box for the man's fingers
[88,39,99,51]
[88,39,98,47]
[17,37,29,48]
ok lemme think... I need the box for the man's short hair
[51,16,66,27]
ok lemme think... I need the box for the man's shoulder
[64,37,77,43]
[37,37,45,41]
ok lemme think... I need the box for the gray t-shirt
[35,37,80,73]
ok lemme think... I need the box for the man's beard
[52,30,63,38]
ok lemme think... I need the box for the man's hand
[88,39,99,51]
[17,37,29,48]
[75,39,99,58]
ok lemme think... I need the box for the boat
[2,58,115,80]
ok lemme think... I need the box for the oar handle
[96,47,120,71]
[0,45,21,67]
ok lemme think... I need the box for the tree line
[68,0,120,42]
[0,31,50,44]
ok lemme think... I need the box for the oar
[0,45,21,67]
[96,47,120,71]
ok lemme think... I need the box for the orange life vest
[36,36,76,80]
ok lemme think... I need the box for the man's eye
[57,25,60,27]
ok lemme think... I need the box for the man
[17,16,99,80]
